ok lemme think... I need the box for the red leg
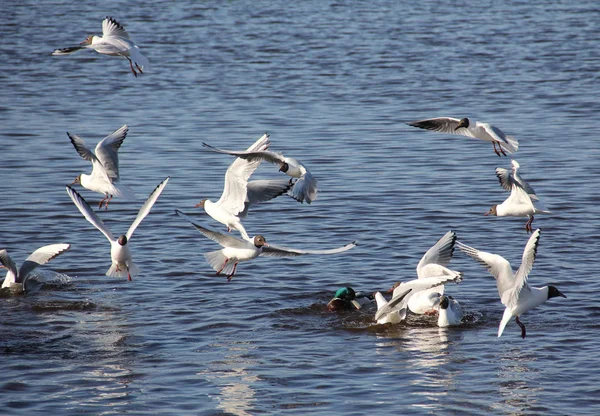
[516,316,526,338]
[135,62,144,74]
[227,262,239,282]
[104,195,113,210]
[127,57,138,77]
[499,143,507,156]
[216,258,229,275]
[128,271,132,281]
[492,142,501,157]
[525,215,534,233]
[98,195,108,209]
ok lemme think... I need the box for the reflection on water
[492,345,542,415]
[198,340,260,416]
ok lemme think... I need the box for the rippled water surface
[1,1,600,414]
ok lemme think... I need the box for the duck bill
[350,300,362,310]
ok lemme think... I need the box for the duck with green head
[327,287,373,311]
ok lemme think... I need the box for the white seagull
[1,244,70,293]
[375,273,463,324]
[68,124,135,210]
[196,134,292,240]
[52,16,149,77]
[406,117,519,157]
[387,231,461,315]
[175,209,356,282]
[457,229,566,338]
[202,135,318,204]
[436,295,463,327]
[66,177,169,281]
[486,159,550,233]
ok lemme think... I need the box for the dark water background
[1,1,599,414]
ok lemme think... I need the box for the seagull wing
[457,241,515,301]
[102,16,130,39]
[19,244,71,283]
[174,209,249,249]
[416,230,456,278]
[406,117,477,138]
[68,132,111,183]
[0,250,18,284]
[95,125,128,181]
[261,241,357,258]
[66,185,114,242]
[203,143,286,166]
[240,179,292,218]
[52,45,86,55]
[126,177,169,239]
[502,229,541,308]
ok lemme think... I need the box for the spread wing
[203,143,286,166]
[95,124,128,181]
[174,209,250,249]
[214,135,271,215]
[66,185,114,242]
[68,132,111,183]
[406,117,476,138]
[501,229,541,308]
[102,16,130,39]
[19,244,71,282]
[260,241,357,258]
[416,230,456,278]
[457,241,515,301]
[126,177,169,240]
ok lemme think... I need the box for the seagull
[196,133,292,240]
[436,295,463,327]
[67,124,135,210]
[375,273,463,324]
[487,159,550,233]
[457,229,566,338]
[1,244,70,293]
[66,177,169,281]
[387,231,461,315]
[327,287,374,311]
[406,117,519,157]
[52,16,149,77]
[175,209,356,282]
[202,134,318,204]
[374,291,404,324]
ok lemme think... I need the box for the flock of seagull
[0,17,566,340]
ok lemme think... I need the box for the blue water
[1,1,600,414]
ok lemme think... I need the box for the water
[1,1,599,414]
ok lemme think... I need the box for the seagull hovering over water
[387,231,461,315]
[175,209,356,282]
[1,244,70,293]
[67,124,135,210]
[196,134,292,240]
[66,177,169,281]
[52,16,149,77]
[457,229,566,338]
[202,134,318,204]
[486,159,550,232]
[406,117,519,157]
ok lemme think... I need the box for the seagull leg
[227,262,239,282]
[516,316,526,338]
[499,143,507,156]
[104,195,113,210]
[135,62,144,74]
[216,258,229,275]
[492,142,501,157]
[98,195,108,209]
[127,268,132,282]
[525,215,534,233]
[126,57,138,78]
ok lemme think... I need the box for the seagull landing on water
[52,16,149,77]
[66,177,169,281]
[1,244,70,293]
[386,230,461,315]
[457,229,566,339]
[486,159,550,233]
[175,210,356,282]
[202,134,318,204]
[406,117,519,157]
[67,124,135,210]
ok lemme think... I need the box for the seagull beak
[484,211,490,216]
[263,242,269,247]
